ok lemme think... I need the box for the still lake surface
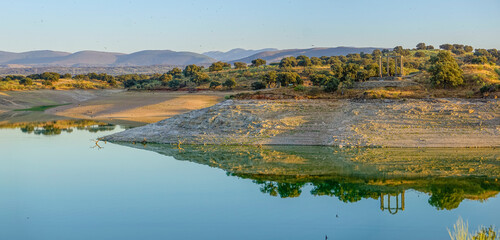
[0,120,499,240]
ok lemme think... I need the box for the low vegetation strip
[14,103,71,112]
[1,43,499,100]
[102,98,499,148]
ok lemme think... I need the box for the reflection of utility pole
[380,191,405,214]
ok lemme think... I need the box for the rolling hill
[115,50,215,66]
[232,47,384,63]
[203,48,278,61]
[0,50,71,65]
[0,47,385,68]
[0,50,215,67]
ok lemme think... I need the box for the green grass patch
[14,103,71,112]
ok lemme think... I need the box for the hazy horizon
[1,0,499,53]
[0,46,387,55]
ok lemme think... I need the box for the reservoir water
[1,120,499,240]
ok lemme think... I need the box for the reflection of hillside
[117,143,500,212]
[0,119,116,135]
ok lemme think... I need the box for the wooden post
[394,57,398,77]
[386,55,390,76]
[400,56,404,76]
[379,56,382,78]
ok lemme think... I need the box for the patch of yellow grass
[362,86,428,99]
[463,64,500,85]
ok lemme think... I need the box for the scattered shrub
[223,78,237,89]
[19,78,33,86]
[168,79,181,90]
[251,81,266,90]
[324,78,340,92]
[428,51,464,88]
[209,81,221,89]
[293,85,305,91]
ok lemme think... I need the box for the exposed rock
[102,99,500,147]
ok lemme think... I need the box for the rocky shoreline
[102,98,500,148]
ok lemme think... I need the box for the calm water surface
[0,121,499,240]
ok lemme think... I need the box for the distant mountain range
[203,48,278,62]
[231,47,383,63]
[0,50,216,68]
[0,47,383,68]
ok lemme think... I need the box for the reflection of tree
[1,120,117,136]
[428,185,465,210]
[310,180,379,203]
[79,124,116,133]
[20,125,35,133]
[117,143,500,210]
[34,124,63,135]
[254,179,384,201]
[254,180,305,198]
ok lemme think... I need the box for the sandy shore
[0,90,233,125]
[103,98,500,147]
[46,91,229,124]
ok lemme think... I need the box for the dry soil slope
[103,99,500,147]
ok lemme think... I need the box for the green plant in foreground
[448,217,499,240]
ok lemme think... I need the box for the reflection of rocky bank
[116,143,500,211]
[103,99,499,147]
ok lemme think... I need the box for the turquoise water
[0,123,499,240]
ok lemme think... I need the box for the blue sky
[1,0,499,53]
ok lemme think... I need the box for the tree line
[2,42,498,91]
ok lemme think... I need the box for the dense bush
[277,72,302,86]
[324,78,340,92]
[480,84,500,93]
[234,62,247,69]
[191,72,210,85]
[209,61,231,72]
[223,78,237,89]
[168,79,181,90]
[167,68,183,78]
[183,64,203,77]
[414,51,426,58]
[209,81,221,89]
[251,59,266,67]
[19,78,33,86]
[251,81,266,90]
[428,51,464,88]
